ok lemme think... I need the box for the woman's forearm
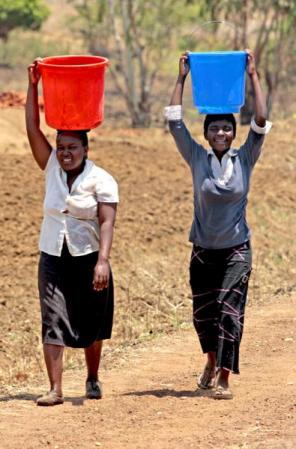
[25,81,52,170]
[97,203,117,263]
[26,83,40,132]
[93,211,116,291]
[169,75,186,106]
[249,71,267,127]
[98,220,115,262]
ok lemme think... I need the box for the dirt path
[0,296,295,449]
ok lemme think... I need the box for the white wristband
[250,118,272,135]
[164,105,182,121]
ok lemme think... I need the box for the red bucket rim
[38,55,109,68]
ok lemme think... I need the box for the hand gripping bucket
[188,51,247,114]
[38,55,109,130]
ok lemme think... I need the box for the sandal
[213,385,233,400]
[36,390,64,406]
[197,365,216,389]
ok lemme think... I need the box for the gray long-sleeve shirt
[169,119,265,249]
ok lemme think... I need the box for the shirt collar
[207,148,238,158]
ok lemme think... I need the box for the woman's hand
[28,59,42,85]
[93,259,110,291]
[179,52,190,78]
[246,49,257,77]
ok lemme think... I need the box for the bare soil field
[0,108,295,448]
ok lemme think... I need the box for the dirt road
[0,296,295,449]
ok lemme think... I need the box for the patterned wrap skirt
[190,241,252,374]
[38,244,114,348]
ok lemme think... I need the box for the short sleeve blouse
[39,150,119,256]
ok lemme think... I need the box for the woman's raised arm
[246,49,267,127]
[169,52,190,106]
[25,60,52,170]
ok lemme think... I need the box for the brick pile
[0,91,44,109]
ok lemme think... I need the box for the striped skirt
[189,241,252,374]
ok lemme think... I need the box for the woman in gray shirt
[165,50,271,399]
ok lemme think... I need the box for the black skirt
[38,244,114,348]
[190,241,252,374]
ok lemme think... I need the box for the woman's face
[56,132,88,172]
[205,120,235,152]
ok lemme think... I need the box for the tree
[70,0,296,126]
[67,0,108,56]
[202,0,296,122]
[69,0,208,127]
[0,0,50,41]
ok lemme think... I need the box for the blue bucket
[188,51,247,114]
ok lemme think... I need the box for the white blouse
[39,150,119,257]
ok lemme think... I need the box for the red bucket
[38,55,109,130]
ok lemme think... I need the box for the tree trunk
[131,109,151,128]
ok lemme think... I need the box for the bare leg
[84,340,103,381]
[43,343,64,396]
[84,340,103,399]
[216,368,230,388]
[207,351,216,369]
[198,351,216,389]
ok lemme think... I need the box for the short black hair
[204,114,236,138]
[57,129,89,147]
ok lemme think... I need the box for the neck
[213,148,229,161]
[66,159,86,180]
[65,160,86,192]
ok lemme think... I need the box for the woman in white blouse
[26,60,119,406]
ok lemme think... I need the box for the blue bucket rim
[188,50,247,57]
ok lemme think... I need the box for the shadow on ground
[122,388,213,398]
[0,393,87,406]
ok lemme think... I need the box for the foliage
[64,0,296,124]
[0,29,73,71]
[0,0,50,41]
[67,0,108,55]
[201,0,296,120]
[69,0,214,127]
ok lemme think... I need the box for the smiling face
[205,120,235,153]
[56,132,88,172]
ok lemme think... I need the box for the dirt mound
[0,108,53,155]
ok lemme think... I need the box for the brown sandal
[36,390,64,406]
